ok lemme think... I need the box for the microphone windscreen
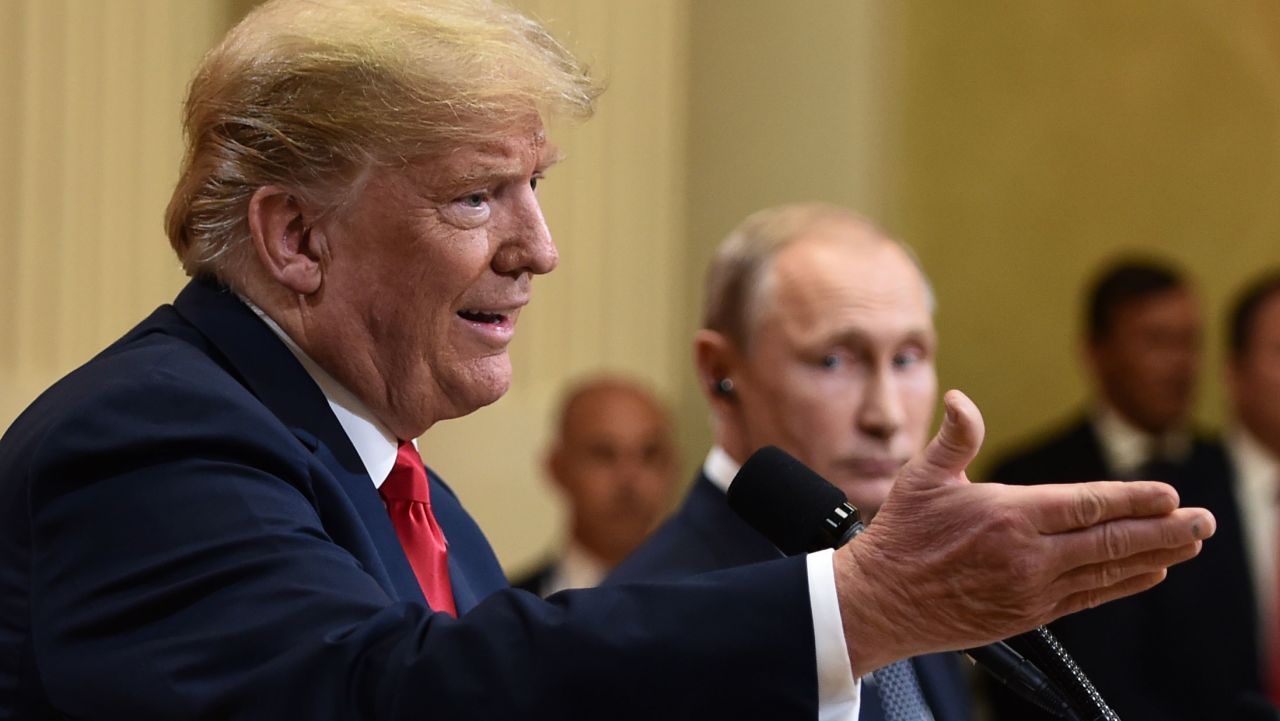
[727,446,847,555]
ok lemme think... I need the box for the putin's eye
[892,347,927,369]
[460,192,489,208]
[821,354,842,369]
[530,176,540,192]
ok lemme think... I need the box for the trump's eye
[460,192,489,209]
[440,190,492,228]
[530,175,540,192]
[820,354,842,369]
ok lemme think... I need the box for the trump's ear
[247,186,324,295]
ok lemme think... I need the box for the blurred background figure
[993,258,1205,485]
[986,257,1258,721]
[1225,271,1280,713]
[611,203,973,721]
[510,376,679,596]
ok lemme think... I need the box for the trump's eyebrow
[451,144,562,187]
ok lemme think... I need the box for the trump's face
[728,230,937,519]
[307,118,559,438]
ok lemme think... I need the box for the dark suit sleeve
[23,363,819,720]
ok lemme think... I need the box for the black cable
[1003,626,1120,721]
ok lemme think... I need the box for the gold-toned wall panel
[0,0,230,425]
[888,0,1280,472]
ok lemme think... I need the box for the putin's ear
[247,186,324,295]
[694,329,739,406]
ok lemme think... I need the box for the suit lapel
[426,468,508,609]
[914,653,974,721]
[170,279,426,605]
[684,474,784,567]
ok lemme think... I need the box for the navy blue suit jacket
[0,279,822,720]
[610,473,976,721]
[985,416,1262,721]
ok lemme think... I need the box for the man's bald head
[547,376,679,565]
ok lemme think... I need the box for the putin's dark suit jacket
[609,473,976,721]
[0,278,823,720]
[984,416,1262,721]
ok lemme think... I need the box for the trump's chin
[443,355,514,415]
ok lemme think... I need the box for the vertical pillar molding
[0,0,228,426]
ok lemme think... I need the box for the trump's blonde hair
[165,0,600,281]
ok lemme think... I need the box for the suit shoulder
[508,561,554,595]
[988,416,1096,484]
[0,323,302,495]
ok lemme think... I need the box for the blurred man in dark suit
[611,203,974,721]
[995,259,1205,485]
[986,258,1258,721]
[512,376,678,596]
[1225,271,1280,713]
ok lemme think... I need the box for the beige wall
[0,1,234,426]
[4,1,1279,573]
[886,1,1280,472]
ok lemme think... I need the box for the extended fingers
[1052,540,1203,599]
[1052,570,1170,620]
[1024,480,1183,534]
[1043,507,1214,574]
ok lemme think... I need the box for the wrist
[833,534,916,676]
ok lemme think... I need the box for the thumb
[901,389,986,489]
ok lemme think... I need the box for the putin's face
[727,229,938,519]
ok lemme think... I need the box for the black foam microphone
[727,445,1110,721]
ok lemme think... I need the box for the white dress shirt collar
[542,541,611,596]
[703,445,740,495]
[1092,403,1190,477]
[242,299,401,487]
[1226,424,1280,643]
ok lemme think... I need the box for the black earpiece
[715,378,735,397]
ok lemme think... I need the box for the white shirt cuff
[807,549,860,720]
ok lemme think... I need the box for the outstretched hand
[833,390,1214,676]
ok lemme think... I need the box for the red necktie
[379,441,457,616]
